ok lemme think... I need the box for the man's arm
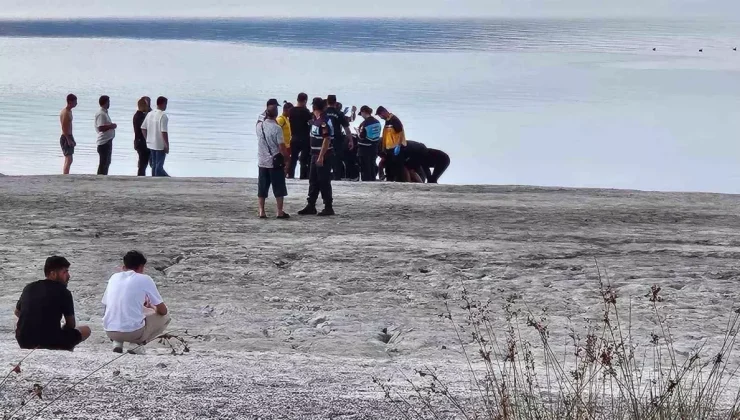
[161,114,170,153]
[317,123,331,165]
[62,290,76,330]
[392,116,404,133]
[98,124,117,132]
[155,302,168,316]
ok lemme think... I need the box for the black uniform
[289,106,313,179]
[324,106,350,180]
[422,148,450,183]
[306,113,335,208]
[357,116,382,181]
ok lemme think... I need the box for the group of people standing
[255,93,451,218]
[58,94,171,177]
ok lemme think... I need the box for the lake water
[1,18,740,192]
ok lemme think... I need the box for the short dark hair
[360,105,373,115]
[99,95,110,107]
[326,95,337,105]
[156,96,168,107]
[123,251,147,270]
[297,92,308,103]
[375,106,388,115]
[312,97,326,111]
[66,94,77,103]
[44,256,70,276]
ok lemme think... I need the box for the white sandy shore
[1,176,740,419]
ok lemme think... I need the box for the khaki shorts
[106,310,171,345]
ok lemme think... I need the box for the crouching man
[15,256,92,351]
[102,251,170,354]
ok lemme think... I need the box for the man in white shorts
[102,251,171,354]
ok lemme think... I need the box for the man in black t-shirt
[324,95,352,180]
[289,93,313,179]
[15,256,91,351]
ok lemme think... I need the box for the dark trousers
[344,150,359,180]
[97,140,113,175]
[359,148,378,181]
[384,152,405,182]
[136,147,150,176]
[426,154,451,183]
[307,153,334,207]
[332,141,345,180]
[289,140,310,179]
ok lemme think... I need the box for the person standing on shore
[298,97,335,217]
[289,93,312,179]
[357,106,382,181]
[133,97,151,176]
[94,95,117,176]
[15,256,92,351]
[277,102,293,175]
[256,106,290,219]
[141,96,170,177]
[59,94,77,175]
[102,251,170,355]
[376,106,408,182]
[325,95,352,181]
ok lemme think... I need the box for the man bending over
[102,251,170,354]
[15,256,91,351]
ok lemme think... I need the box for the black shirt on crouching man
[298,97,336,217]
[15,256,91,351]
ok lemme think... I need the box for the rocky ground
[1,176,740,419]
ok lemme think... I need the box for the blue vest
[359,119,382,147]
[310,114,334,153]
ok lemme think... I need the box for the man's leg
[429,153,450,183]
[318,154,334,215]
[299,144,311,179]
[63,156,73,175]
[257,167,269,217]
[272,167,288,217]
[332,142,345,180]
[159,152,169,177]
[139,311,172,344]
[299,156,319,215]
[288,143,300,179]
[137,148,149,176]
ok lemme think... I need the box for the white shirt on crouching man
[102,252,170,354]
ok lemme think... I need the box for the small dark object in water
[734,47,737,51]
[652,48,656,51]
[699,49,703,53]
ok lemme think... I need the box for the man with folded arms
[102,251,170,354]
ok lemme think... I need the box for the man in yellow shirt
[376,106,407,182]
[277,102,293,174]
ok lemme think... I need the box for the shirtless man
[59,94,78,174]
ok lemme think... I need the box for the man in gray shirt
[256,103,289,219]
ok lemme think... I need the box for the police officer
[357,105,382,181]
[298,98,336,217]
[325,95,352,180]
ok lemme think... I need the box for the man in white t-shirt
[140,96,170,177]
[102,251,170,354]
[94,95,117,175]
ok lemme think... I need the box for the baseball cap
[375,106,388,115]
[359,105,373,115]
[326,95,337,104]
[266,98,281,107]
[312,97,325,107]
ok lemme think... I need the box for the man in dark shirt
[298,97,336,217]
[324,95,353,181]
[421,148,450,183]
[289,93,313,179]
[404,140,429,182]
[15,256,91,351]
[357,105,382,181]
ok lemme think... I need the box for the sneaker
[127,346,147,355]
[317,207,335,217]
[298,205,317,215]
[112,341,124,354]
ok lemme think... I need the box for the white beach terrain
[1,176,740,418]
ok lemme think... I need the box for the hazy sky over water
[0,0,738,19]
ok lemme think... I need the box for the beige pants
[106,309,171,345]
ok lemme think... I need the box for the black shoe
[298,205,317,215]
[318,207,335,217]
[113,346,123,354]
[277,213,291,219]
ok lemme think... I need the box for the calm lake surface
[0,18,739,191]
